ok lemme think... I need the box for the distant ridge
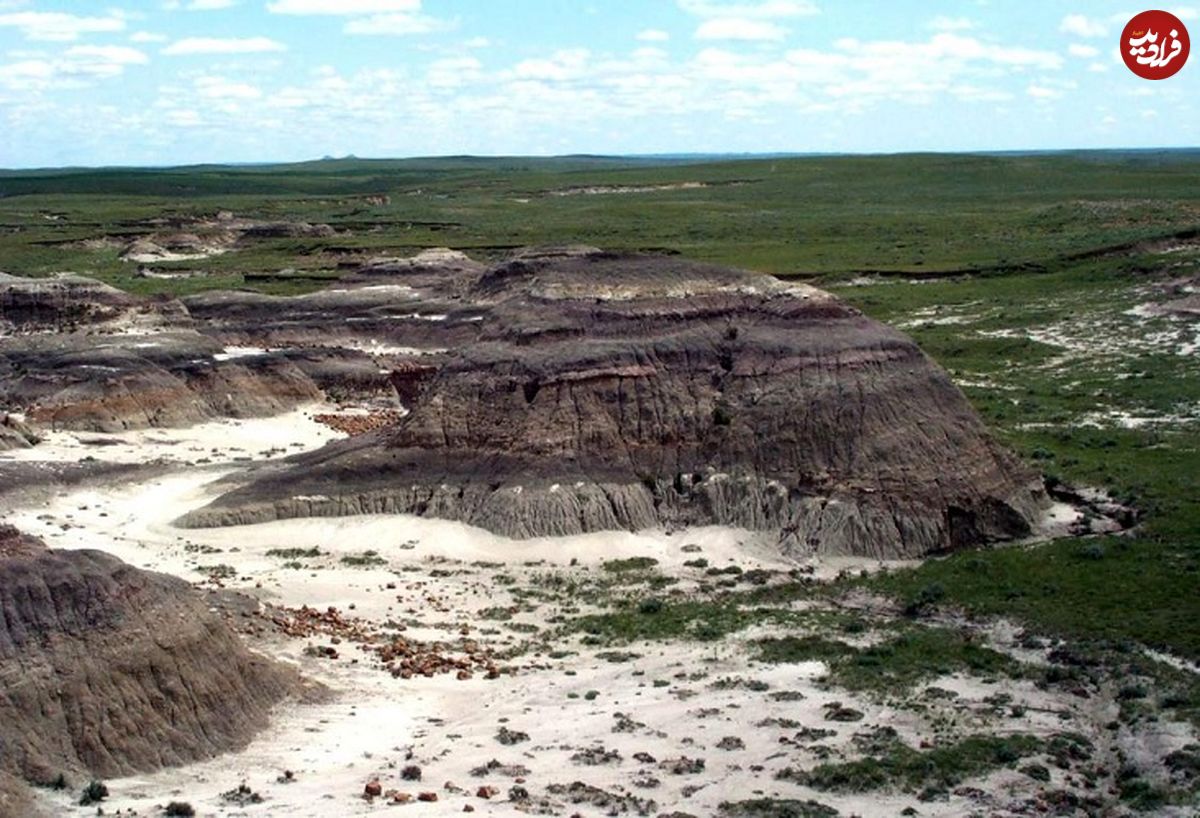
[1,147,1198,175]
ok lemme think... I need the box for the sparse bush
[340,550,386,567]
[782,734,1042,794]
[80,780,108,806]
[266,546,322,558]
[165,802,196,817]
[903,582,946,616]
[1021,763,1051,782]
[601,557,658,573]
[638,597,664,615]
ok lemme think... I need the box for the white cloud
[66,45,148,66]
[9,20,1087,162]
[164,108,202,127]
[636,29,670,42]
[0,11,125,41]
[696,18,787,40]
[0,44,147,90]
[195,75,261,99]
[513,49,590,82]
[131,31,168,43]
[343,12,451,35]
[1027,84,1061,100]
[187,0,238,9]
[678,0,817,18]
[266,0,420,13]
[1060,14,1106,38]
[928,15,974,32]
[162,36,287,55]
[464,36,490,48]
[1067,43,1099,58]
[427,56,482,88]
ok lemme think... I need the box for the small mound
[0,526,302,802]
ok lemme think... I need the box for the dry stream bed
[3,407,1197,817]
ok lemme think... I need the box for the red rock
[418,792,438,802]
[364,780,382,798]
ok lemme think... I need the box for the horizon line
[2,146,1199,175]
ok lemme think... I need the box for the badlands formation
[3,249,1045,558]
[0,248,1186,817]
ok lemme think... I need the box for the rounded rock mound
[0,526,301,807]
[181,250,1046,558]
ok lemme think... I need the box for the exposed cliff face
[179,279,481,350]
[0,272,185,334]
[0,526,299,798]
[181,251,1046,558]
[0,414,38,451]
[0,274,422,432]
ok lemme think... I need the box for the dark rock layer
[0,526,300,797]
[0,274,421,432]
[181,251,1046,558]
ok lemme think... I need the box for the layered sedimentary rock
[0,273,435,432]
[0,272,185,334]
[182,250,1045,558]
[0,526,299,801]
[0,414,38,451]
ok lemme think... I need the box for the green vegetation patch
[601,556,659,573]
[573,598,771,643]
[340,550,387,567]
[756,627,1020,691]
[265,547,322,559]
[862,536,1200,659]
[780,733,1042,795]
[719,799,840,818]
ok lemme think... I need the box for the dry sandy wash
[2,405,1192,818]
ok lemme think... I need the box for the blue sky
[0,0,1196,167]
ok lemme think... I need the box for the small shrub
[602,557,659,572]
[903,582,946,616]
[495,726,529,745]
[165,802,196,817]
[1021,763,1051,782]
[80,780,108,806]
[341,550,386,567]
[638,597,664,615]
[266,547,322,559]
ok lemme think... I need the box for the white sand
[1,410,1175,817]
[0,405,341,466]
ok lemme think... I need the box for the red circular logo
[1122,10,1189,79]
